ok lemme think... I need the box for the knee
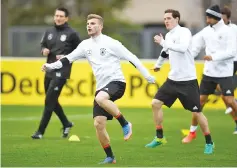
[151,99,163,109]
[94,119,102,130]
[193,112,207,121]
[95,95,107,107]
[94,117,105,130]
[192,112,200,118]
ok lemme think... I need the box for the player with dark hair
[31,7,81,139]
[145,9,214,154]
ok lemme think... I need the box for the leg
[95,82,132,140]
[145,79,176,148]
[216,84,229,108]
[176,80,214,154]
[182,95,209,143]
[190,95,209,128]
[222,96,237,133]
[182,96,209,143]
[152,99,164,132]
[217,85,235,114]
[152,99,164,138]
[52,79,74,137]
[183,76,216,142]
[54,102,74,137]
[36,79,65,136]
[220,77,237,134]
[194,112,210,137]
[31,77,51,139]
[179,79,210,144]
[52,80,72,129]
[54,102,70,127]
[224,62,237,114]
[145,99,167,148]
[95,91,120,117]
[195,112,214,154]
[94,116,116,164]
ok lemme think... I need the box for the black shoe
[62,122,74,138]
[31,131,43,139]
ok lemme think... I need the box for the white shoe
[225,107,232,114]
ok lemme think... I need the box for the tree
[8,0,141,56]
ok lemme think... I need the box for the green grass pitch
[1,105,237,167]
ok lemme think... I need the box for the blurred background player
[220,6,237,123]
[145,9,214,154]
[42,14,155,164]
[182,5,237,144]
[31,7,81,139]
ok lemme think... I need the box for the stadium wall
[1,58,228,109]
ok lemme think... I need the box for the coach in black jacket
[32,7,81,139]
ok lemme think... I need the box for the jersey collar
[212,19,225,30]
[91,33,103,42]
[169,25,180,33]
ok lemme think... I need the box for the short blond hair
[87,14,104,25]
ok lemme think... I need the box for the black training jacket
[41,22,81,79]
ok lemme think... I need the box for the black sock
[204,133,213,144]
[103,144,114,158]
[115,113,128,127]
[235,119,237,126]
[156,127,163,138]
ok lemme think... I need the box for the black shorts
[154,79,201,112]
[234,61,237,75]
[93,81,126,120]
[200,75,234,96]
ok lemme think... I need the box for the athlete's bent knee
[151,99,163,109]
[95,92,109,107]
[94,117,106,130]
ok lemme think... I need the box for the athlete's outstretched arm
[42,41,86,71]
[112,41,155,83]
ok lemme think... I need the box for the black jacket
[41,23,81,79]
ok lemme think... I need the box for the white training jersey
[63,34,151,90]
[228,22,237,61]
[155,25,197,81]
[192,19,237,77]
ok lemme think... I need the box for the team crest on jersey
[60,34,67,41]
[218,35,222,40]
[100,48,106,56]
[48,34,53,40]
[86,49,92,56]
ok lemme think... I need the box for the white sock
[190,125,198,132]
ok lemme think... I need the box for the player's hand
[41,63,52,72]
[203,55,212,61]
[146,75,156,83]
[42,48,50,56]
[154,33,164,44]
[150,67,160,72]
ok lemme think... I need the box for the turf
[1,105,237,167]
